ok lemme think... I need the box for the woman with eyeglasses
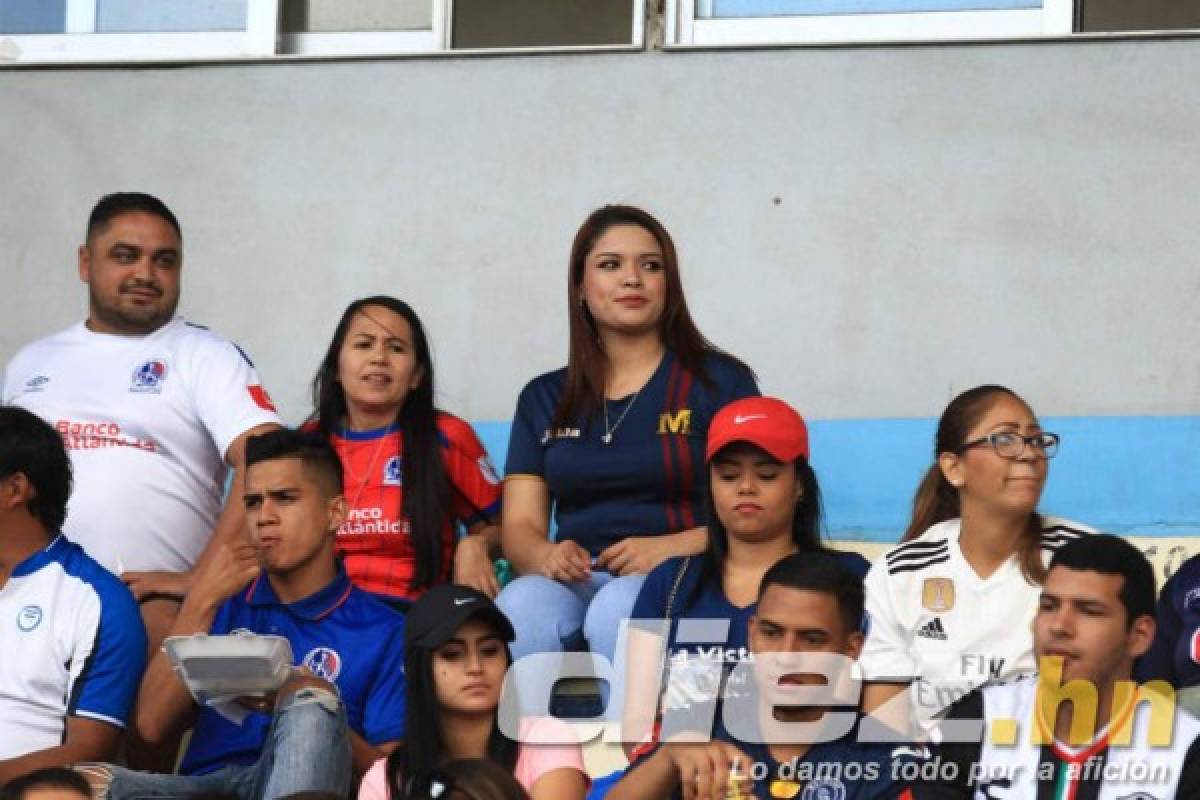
[357,585,587,800]
[858,384,1092,733]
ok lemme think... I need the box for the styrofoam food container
[164,633,293,704]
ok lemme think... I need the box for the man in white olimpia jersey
[915,535,1200,800]
[0,193,280,679]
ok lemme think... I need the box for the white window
[0,0,278,63]
[665,0,1074,46]
[0,0,645,64]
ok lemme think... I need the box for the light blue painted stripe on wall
[472,417,1200,543]
[708,0,1039,17]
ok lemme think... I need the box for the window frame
[664,0,1075,46]
[0,0,279,63]
[0,0,646,64]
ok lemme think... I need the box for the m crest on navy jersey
[130,359,168,393]
[17,604,43,632]
[656,408,693,436]
[799,778,846,800]
[302,646,343,681]
[383,455,403,486]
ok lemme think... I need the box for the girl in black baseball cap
[357,586,587,800]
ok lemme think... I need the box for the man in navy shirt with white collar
[611,552,920,799]
[90,430,406,799]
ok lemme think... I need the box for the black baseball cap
[405,584,516,649]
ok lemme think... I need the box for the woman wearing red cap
[497,205,758,672]
[358,585,587,800]
[621,396,868,753]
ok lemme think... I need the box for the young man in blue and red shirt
[93,430,406,800]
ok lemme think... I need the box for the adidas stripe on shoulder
[885,538,951,575]
[1039,519,1092,552]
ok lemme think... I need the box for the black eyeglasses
[959,431,1060,460]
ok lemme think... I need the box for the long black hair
[311,295,452,592]
[690,445,826,605]
[385,621,520,799]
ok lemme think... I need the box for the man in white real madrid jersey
[916,535,1200,800]
[0,406,146,782]
[1,193,281,653]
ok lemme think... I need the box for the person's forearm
[349,731,391,782]
[0,742,111,784]
[189,467,251,582]
[466,522,502,558]
[606,751,677,800]
[659,527,708,557]
[502,523,553,575]
[135,591,220,744]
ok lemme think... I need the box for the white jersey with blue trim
[860,516,1094,730]
[1,317,281,573]
[0,535,146,759]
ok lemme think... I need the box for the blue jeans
[496,571,645,718]
[97,687,351,800]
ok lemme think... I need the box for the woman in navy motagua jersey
[497,205,758,673]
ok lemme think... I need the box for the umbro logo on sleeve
[916,617,949,641]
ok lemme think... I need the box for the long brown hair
[903,384,1047,583]
[551,204,745,430]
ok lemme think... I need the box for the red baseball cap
[705,396,810,463]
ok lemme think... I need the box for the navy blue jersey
[179,569,407,775]
[633,723,919,800]
[633,552,870,659]
[1138,553,1200,689]
[630,552,870,741]
[505,351,758,555]
[731,732,917,800]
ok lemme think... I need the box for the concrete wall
[1,40,1198,543]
